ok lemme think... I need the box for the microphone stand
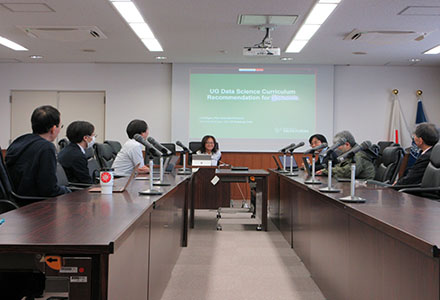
[139,153,163,195]
[339,154,366,203]
[319,160,340,193]
[305,150,322,185]
[153,155,171,186]
[279,151,289,173]
[286,148,298,177]
[178,150,192,175]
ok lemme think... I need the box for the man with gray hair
[318,130,375,180]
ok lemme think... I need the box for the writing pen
[0,218,4,226]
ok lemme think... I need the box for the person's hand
[316,170,323,175]
[138,165,150,174]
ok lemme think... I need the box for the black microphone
[288,141,305,152]
[320,138,347,159]
[337,141,372,163]
[133,134,162,157]
[176,141,190,152]
[304,143,328,154]
[280,143,296,153]
[147,137,172,156]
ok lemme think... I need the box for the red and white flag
[388,93,412,148]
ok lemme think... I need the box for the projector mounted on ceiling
[243,25,280,57]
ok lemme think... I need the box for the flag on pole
[388,92,412,148]
[407,97,428,169]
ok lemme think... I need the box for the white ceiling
[0,0,439,66]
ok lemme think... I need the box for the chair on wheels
[373,146,404,183]
[94,143,116,169]
[0,147,46,207]
[104,140,122,158]
[152,143,176,165]
[398,143,440,199]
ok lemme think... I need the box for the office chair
[104,140,122,158]
[94,143,115,169]
[373,146,404,183]
[189,141,202,153]
[0,199,19,214]
[0,147,46,207]
[375,141,396,168]
[152,143,176,165]
[399,143,440,199]
[57,138,70,151]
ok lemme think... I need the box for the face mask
[87,136,96,149]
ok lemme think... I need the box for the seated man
[112,119,150,176]
[318,130,375,180]
[5,105,70,202]
[396,123,439,185]
[58,121,96,184]
[308,133,328,170]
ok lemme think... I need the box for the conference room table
[0,173,191,300]
[189,167,269,231]
[268,169,440,300]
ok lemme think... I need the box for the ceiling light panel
[0,36,28,51]
[110,0,163,52]
[295,24,320,40]
[304,3,338,25]
[424,45,440,55]
[286,40,308,53]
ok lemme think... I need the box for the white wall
[1,63,439,150]
[0,63,171,148]
[334,65,440,145]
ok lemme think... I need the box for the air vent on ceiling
[18,26,107,42]
[344,29,427,44]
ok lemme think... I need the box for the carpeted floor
[160,209,325,300]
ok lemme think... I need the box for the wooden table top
[215,169,269,176]
[271,169,440,257]
[0,173,190,254]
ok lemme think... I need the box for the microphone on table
[336,141,372,163]
[320,138,347,159]
[304,143,328,154]
[176,141,190,153]
[133,134,162,157]
[279,143,296,153]
[287,142,305,152]
[147,137,172,156]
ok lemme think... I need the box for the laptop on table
[192,154,212,166]
[89,163,139,193]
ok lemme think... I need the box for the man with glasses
[58,121,96,184]
[5,105,70,203]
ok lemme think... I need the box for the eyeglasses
[57,124,64,129]
[205,142,215,145]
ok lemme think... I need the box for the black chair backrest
[0,148,14,201]
[104,140,122,158]
[88,158,100,184]
[189,142,202,153]
[162,143,176,154]
[421,143,440,188]
[0,199,19,214]
[375,141,397,167]
[58,138,70,151]
[85,147,94,160]
[56,163,69,187]
[374,146,404,183]
[94,143,115,169]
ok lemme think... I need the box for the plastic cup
[100,169,114,194]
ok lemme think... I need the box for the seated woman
[196,135,221,166]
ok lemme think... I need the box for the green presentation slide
[189,72,316,139]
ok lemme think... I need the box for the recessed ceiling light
[423,44,440,55]
[280,57,293,61]
[286,0,341,53]
[111,1,144,23]
[155,56,167,60]
[409,58,421,62]
[352,51,367,55]
[0,36,28,51]
[29,55,43,59]
[142,39,163,52]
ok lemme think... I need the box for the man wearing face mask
[396,123,439,185]
[58,121,95,184]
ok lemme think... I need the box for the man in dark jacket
[397,123,439,185]
[5,105,70,203]
[58,121,95,184]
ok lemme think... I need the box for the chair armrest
[389,184,421,190]
[68,182,93,188]
[11,191,47,201]
[365,180,391,187]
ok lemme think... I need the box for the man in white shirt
[113,119,150,176]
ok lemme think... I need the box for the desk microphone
[280,143,296,153]
[288,142,305,152]
[320,138,347,159]
[176,141,190,153]
[337,141,371,163]
[133,134,162,157]
[147,137,172,156]
[304,143,327,154]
